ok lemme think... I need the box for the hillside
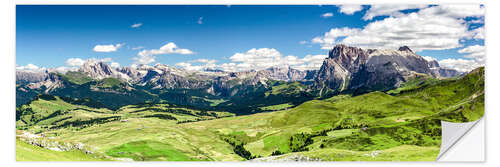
[16,67,484,161]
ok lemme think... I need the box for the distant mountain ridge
[16,45,462,112]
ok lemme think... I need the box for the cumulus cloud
[312,27,361,49]
[338,5,363,15]
[110,62,120,68]
[93,43,123,52]
[16,64,43,72]
[65,58,86,66]
[138,42,194,56]
[134,42,194,65]
[436,45,485,73]
[439,58,481,73]
[53,66,78,73]
[225,48,327,71]
[471,27,485,40]
[312,5,485,52]
[321,12,333,18]
[458,45,485,64]
[174,59,217,71]
[190,59,217,64]
[363,4,428,20]
[133,54,156,65]
[173,48,327,72]
[65,57,120,69]
[131,23,142,28]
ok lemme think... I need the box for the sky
[16,5,485,73]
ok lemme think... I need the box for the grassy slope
[16,67,484,161]
[16,96,239,161]
[16,139,106,161]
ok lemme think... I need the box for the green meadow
[16,67,484,161]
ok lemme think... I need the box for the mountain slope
[16,66,484,161]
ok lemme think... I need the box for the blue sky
[16,5,485,72]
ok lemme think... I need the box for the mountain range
[16,45,461,114]
[16,44,484,162]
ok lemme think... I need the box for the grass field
[15,67,484,161]
[16,139,107,161]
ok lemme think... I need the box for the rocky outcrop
[80,61,131,81]
[437,68,461,78]
[257,66,312,82]
[314,45,435,94]
[425,59,461,78]
[25,72,64,93]
[16,71,48,83]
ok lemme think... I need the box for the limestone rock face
[79,61,131,81]
[314,44,435,94]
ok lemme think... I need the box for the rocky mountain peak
[78,60,132,81]
[316,45,435,94]
[329,44,367,59]
[427,59,440,68]
[398,46,413,53]
[79,61,115,79]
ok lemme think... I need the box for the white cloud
[436,45,485,73]
[422,56,437,62]
[174,59,217,71]
[225,48,326,71]
[87,57,113,63]
[190,59,217,64]
[198,17,203,24]
[65,58,85,66]
[16,64,42,72]
[175,62,203,71]
[439,58,481,73]
[131,23,142,28]
[131,46,144,50]
[312,5,485,52]
[93,43,123,52]
[338,5,363,15]
[134,42,194,65]
[138,42,194,56]
[299,40,308,44]
[173,48,327,72]
[311,27,361,50]
[471,27,485,40]
[458,45,485,64]
[133,54,156,65]
[66,57,120,70]
[53,66,78,73]
[110,62,120,68]
[363,5,428,20]
[419,4,485,19]
[321,12,333,18]
[289,54,329,71]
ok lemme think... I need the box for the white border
[2,0,497,167]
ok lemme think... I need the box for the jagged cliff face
[315,44,435,94]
